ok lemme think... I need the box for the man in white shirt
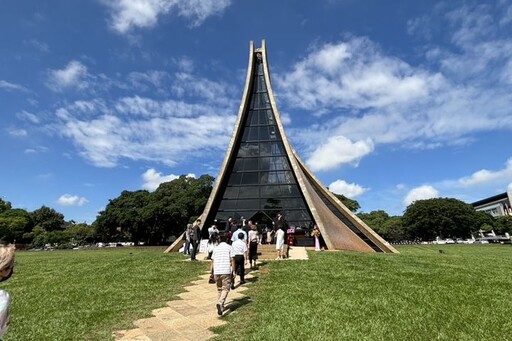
[231,232,248,287]
[230,226,247,243]
[211,234,235,316]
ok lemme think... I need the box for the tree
[31,206,65,231]
[152,174,214,241]
[332,193,360,212]
[494,215,512,235]
[382,216,406,242]
[0,208,34,243]
[94,190,151,243]
[65,223,96,246]
[402,198,482,241]
[93,174,214,245]
[358,210,406,242]
[358,210,390,233]
[0,198,12,214]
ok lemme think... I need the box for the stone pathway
[113,246,308,341]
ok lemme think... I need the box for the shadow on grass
[226,296,252,314]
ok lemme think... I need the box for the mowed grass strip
[213,245,512,341]
[1,247,206,341]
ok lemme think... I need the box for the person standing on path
[232,232,248,287]
[275,227,285,260]
[183,223,192,255]
[247,223,259,268]
[190,219,201,261]
[312,225,321,251]
[211,234,235,316]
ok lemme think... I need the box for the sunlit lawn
[213,244,512,340]
[3,244,512,340]
[1,247,206,341]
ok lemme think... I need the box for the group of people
[183,213,291,316]
[181,213,326,316]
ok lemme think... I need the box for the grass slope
[213,245,512,341]
[1,247,206,341]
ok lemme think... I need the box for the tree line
[1,174,511,247]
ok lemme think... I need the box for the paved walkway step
[113,247,308,340]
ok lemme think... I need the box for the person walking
[231,232,248,287]
[230,225,247,243]
[190,219,201,261]
[211,234,235,316]
[247,223,259,268]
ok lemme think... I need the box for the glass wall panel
[219,200,236,210]
[260,142,270,156]
[281,185,300,196]
[241,172,258,185]
[233,159,243,172]
[261,198,282,210]
[248,127,258,141]
[261,185,280,197]
[282,198,306,208]
[259,126,269,140]
[228,173,242,185]
[243,158,258,171]
[257,75,266,92]
[224,187,239,199]
[237,199,259,210]
[250,110,259,125]
[238,186,259,198]
[266,110,274,125]
[259,157,270,171]
[270,142,285,156]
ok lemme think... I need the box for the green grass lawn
[213,245,512,341]
[1,247,206,341]
[3,245,512,340]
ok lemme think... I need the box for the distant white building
[472,185,512,217]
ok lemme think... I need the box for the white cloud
[328,179,367,198]
[459,159,512,187]
[306,135,374,171]
[24,39,50,53]
[24,146,48,154]
[276,37,442,111]
[57,194,89,206]
[54,96,236,167]
[16,110,40,124]
[404,185,439,206]
[0,80,28,92]
[106,0,232,34]
[280,112,292,125]
[277,4,512,171]
[46,60,89,92]
[128,70,169,91]
[142,168,195,191]
[8,128,27,137]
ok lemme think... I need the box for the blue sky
[2,0,512,224]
